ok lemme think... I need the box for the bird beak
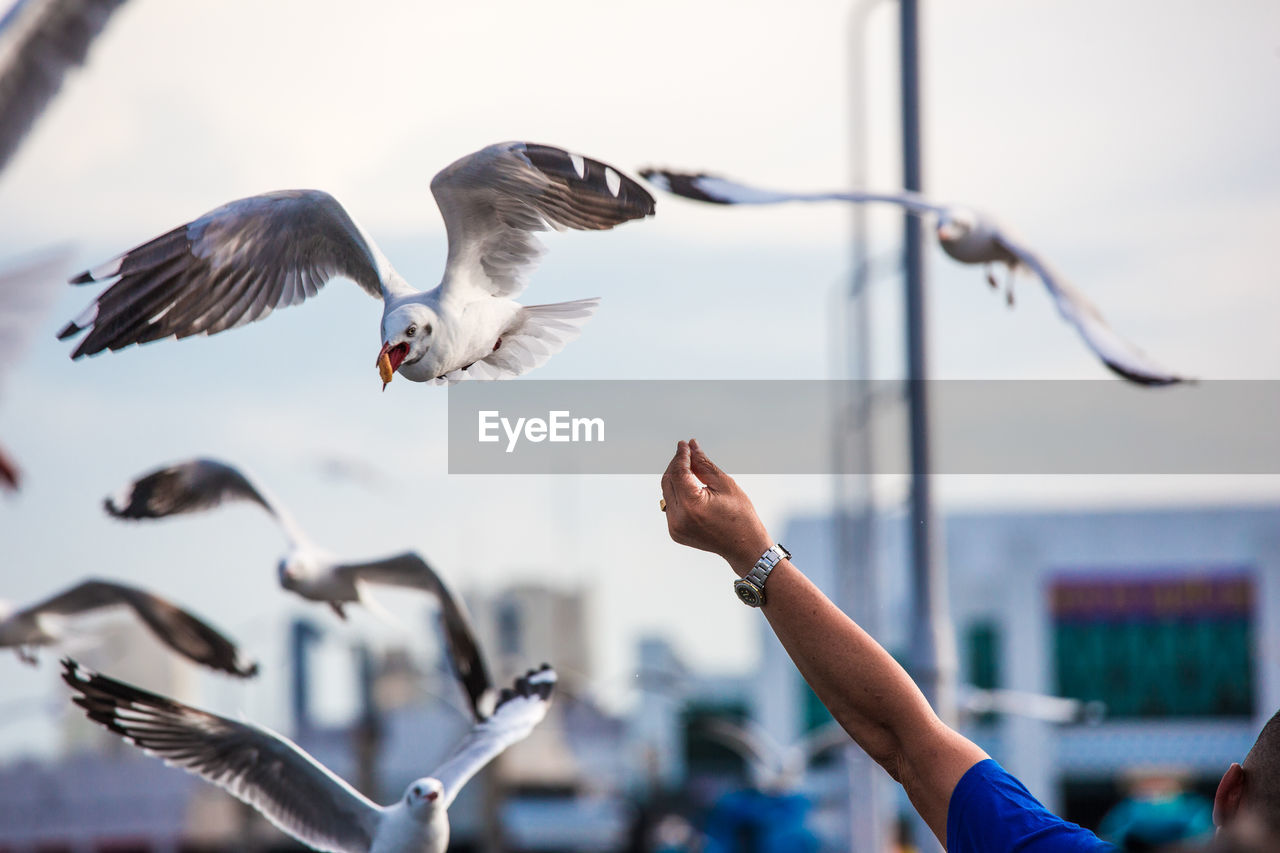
[426,791,439,802]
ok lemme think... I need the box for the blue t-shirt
[947,759,1117,852]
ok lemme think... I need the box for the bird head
[403,777,444,815]
[378,304,436,390]
[936,208,977,244]
[276,557,304,590]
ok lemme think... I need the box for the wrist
[725,535,778,577]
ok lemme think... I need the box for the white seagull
[0,578,257,676]
[0,0,127,174]
[105,456,496,718]
[640,168,1187,386]
[64,658,557,853]
[58,142,655,386]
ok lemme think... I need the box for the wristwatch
[733,544,791,607]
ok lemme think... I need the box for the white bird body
[368,799,448,853]
[60,142,655,387]
[642,168,1188,386]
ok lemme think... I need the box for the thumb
[689,439,731,491]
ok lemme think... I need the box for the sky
[0,0,1278,759]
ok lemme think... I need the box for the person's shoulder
[947,759,1117,853]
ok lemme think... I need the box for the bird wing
[58,190,396,358]
[431,142,654,301]
[104,457,310,547]
[698,718,785,781]
[0,0,126,174]
[994,232,1187,385]
[63,659,383,853]
[798,720,851,762]
[427,297,599,385]
[638,168,946,216]
[24,579,257,676]
[332,552,495,720]
[432,665,556,808]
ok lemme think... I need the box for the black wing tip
[1101,359,1189,387]
[69,270,95,284]
[519,143,656,222]
[638,168,731,205]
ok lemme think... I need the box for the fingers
[689,438,731,492]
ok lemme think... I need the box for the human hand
[660,439,773,575]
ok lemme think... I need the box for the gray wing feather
[333,552,495,720]
[432,665,556,807]
[23,579,257,677]
[58,190,386,358]
[0,0,126,174]
[104,457,308,545]
[63,659,381,853]
[639,168,945,216]
[994,233,1187,386]
[433,142,654,299]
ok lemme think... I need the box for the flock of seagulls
[0,1,1190,850]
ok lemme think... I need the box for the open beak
[377,342,409,391]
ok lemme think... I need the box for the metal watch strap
[733,543,791,607]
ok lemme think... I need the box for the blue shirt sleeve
[947,759,1117,852]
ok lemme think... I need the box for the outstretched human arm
[660,439,987,844]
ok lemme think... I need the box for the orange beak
[377,342,410,391]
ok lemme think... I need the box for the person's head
[1213,709,1280,851]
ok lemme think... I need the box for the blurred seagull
[641,168,1186,386]
[105,456,495,718]
[64,658,556,853]
[0,0,127,175]
[698,717,849,792]
[0,578,257,677]
[59,142,655,386]
[0,248,74,490]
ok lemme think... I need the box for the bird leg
[985,264,998,289]
[329,601,348,621]
[1004,264,1016,307]
[16,646,38,666]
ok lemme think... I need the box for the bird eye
[406,325,417,337]
[424,323,432,335]
[412,785,422,797]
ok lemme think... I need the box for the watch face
[734,579,762,607]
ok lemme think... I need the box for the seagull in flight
[0,578,257,676]
[64,658,556,853]
[697,717,849,792]
[641,168,1187,386]
[58,142,655,387]
[0,0,127,175]
[105,456,495,718]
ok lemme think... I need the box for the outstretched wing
[432,142,654,300]
[639,168,945,216]
[26,579,258,677]
[63,659,383,853]
[58,190,394,358]
[0,0,126,174]
[332,552,495,720]
[104,457,309,547]
[995,232,1187,386]
[432,665,557,807]
[698,718,785,780]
